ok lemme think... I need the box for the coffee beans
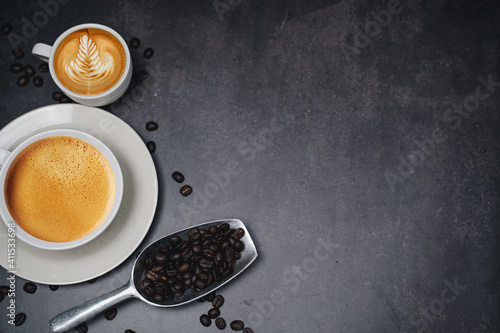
[14,312,26,326]
[49,285,59,291]
[104,307,117,320]
[200,314,212,327]
[125,330,136,333]
[139,224,245,304]
[208,307,221,319]
[0,285,10,295]
[13,48,24,59]
[17,75,29,87]
[180,184,192,196]
[76,322,88,333]
[172,171,185,183]
[143,47,154,59]
[243,328,254,333]
[23,282,37,294]
[39,63,48,73]
[130,37,140,49]
[1,23,12,35]
[59,95,72,103]
[230,320,245,331]
[10,63,23,73]
[147,141,156,153]
[146,121,158,131]
[137,70,149,82]
[24,64,35,76]
[216,317,227,329]
[212,295,224,308]
[33,76,43,87]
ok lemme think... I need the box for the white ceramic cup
[32,23,132,107]
[0,129,124,250]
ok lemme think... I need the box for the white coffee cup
[32,23,132,107]
[0,129,124,250]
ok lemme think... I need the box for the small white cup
[0,129,124,250]
[32,23,132,107]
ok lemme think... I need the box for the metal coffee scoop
[49,219,258,332]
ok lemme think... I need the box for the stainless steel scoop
[49,219,258,333]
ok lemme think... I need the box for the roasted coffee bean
[145,257,154,269]
[198,295,207,302]
[203,249,214,258]
[142,279,154,289]
[13,48,24,59]
[33,75,43,87]
[172,282,184,292]
[49,285,59,291]
[178,262,190,273]
[136,69,149,82]
[181,247,193,259]
[212,295,224,308]
[154,252,168,264]
[209,225,219,234]
[208,307,221,319]
[146,121,158,131]
[209,243,219,252]
[218,223,230,233]
[104,307,117,320]
[0,285,10,295]
[213,267,222,282]
[180,184,192,196]
[23,282,37,294]
[243,328,254,333]
[226,247,235,262]
[24,64,35,76]
[233,228,245,240]
[10,63,23,73]
[230,320,245,331]
[222,268,234,278]
[1,23,12,35]
[214,251,224,265]
[234,240,245,252]
[194,279,206,290]
[199,258,213,269]
[153,293,164,303]
[59,96,72,103]
[172,171,185,183]
[144,285,154,295]
[192,244,202,254]
[17,75,29,87]
[52,91,64,101]
[170,251,181,261]
[125,330,137,333]
[198,272,209,281]
[39,63,49,72]
[76,322,88,333]
[14,313,26,326]
[206,291,216,302]
[143,47,154,59]
[130,37,140,49]
[147,140,156,153]
[200,314,212,327]
[216,317,227,330]
[169,235,181,245]
[221,240,231,250]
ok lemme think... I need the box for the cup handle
[32,43,52,62]
[0,148,11,169]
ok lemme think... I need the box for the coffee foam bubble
[4,136,116,243]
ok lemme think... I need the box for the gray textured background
[0,0,499,332]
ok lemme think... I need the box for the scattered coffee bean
[59,96,72,103]
[180,185,192,197]
[104,307,117,320]
[52,91,64,101]
[10,63,23,73]
[39,63,49,73]
[172,171,185,183]
[216,317,227,330]
[146,121,158,131]
[233,228,245,240]
[206,291,216,302]
[143,47,154,59]
[13,48,24,59]
[147,141,156,153]
[49,285,59,291]
[212,295,224,308]
[24,64,35,76]
[14,312,26,326]
[243,328,254,333]
[230,320,245,331]
[17,75,29,87]
[33,76,43,87]
[208,307,221,319]
[130,37,140,49]
[137,69,149,82]
[76,322,88,333]
[23,282,37,294]
[200,314,212,327]
[0,285,9,295]
[1,23,12,35]
[125,330,136,333]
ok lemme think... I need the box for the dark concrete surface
[0,0,499,332]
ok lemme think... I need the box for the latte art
[54,28,126,95]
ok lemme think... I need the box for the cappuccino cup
[32,23,132,107]
[0,129,124,250]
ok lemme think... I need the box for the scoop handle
[49,281,136,332]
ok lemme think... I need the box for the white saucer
[0,104,158,285]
